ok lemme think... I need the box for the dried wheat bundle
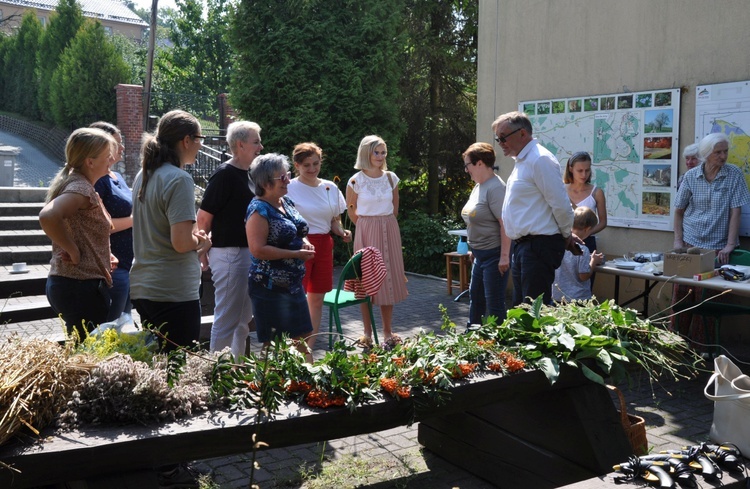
[0,337,93,447]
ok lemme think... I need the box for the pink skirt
[353,215,408,306]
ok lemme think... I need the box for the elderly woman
[671,133,750,348]
[197,121,262,359]
[676,143,700,190]
[40,128,117,339]
[460,142,511,327]
[130,110,211,353]
[246,153,315,352]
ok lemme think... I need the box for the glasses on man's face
[463,161,474,170]
[493,127,522,144]
[274,172,292,183]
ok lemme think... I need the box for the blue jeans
[106,267,131,322]
[248,279,312,343]
[468,246,509,326]
[511,234,566,306]
[46,275,110,339]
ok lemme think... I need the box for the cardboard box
[664,249,716,278]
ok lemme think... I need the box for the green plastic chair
[692,249,750,355]
[324,252,378,349]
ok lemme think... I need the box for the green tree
[36,0,84,122]
[398,0,478,217]
[229,0,404,180]
[49,20,130,128]
[111,33,146,85]
[151,0,231,119]
[11,12,43,118]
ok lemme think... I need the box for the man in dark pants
[493,111,575,305]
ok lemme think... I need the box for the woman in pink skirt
[346,135,408,349]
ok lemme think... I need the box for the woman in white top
[564,151,607,254]
[287,142,352,353]
[346,135,408,349]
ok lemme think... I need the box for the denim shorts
[248,279,313,343]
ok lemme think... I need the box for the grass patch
[299,451,422,489]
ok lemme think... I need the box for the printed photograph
[601,97,616,110]
[552,100,566,114]
[618,95,633,109]
[642,164,671,187]
[644,109,674,133]
[584,98,598,111]
[568,99,582,112]
[642,192,670,216]
[523,103,536,115]
[655,92,672,107]
[643,137,673,160]
[636,93,653,108]
[537,101,550,114]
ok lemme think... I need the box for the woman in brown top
[40,127,118,339]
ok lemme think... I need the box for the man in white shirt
[493,111,575,306]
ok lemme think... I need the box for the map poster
[695,80,750,236]
[520,88,681,231]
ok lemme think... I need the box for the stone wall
[0,116,68,163]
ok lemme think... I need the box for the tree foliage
[398,0,478,217]
[229,0,405,180]
[36,0,84,121]
[49,21,130,128]
[2,12,42,118]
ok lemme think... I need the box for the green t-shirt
[130,164,200,302]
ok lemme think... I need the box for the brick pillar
[218,93,238,135]
[116,84,144,185]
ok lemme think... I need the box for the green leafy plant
[480,296,703,386]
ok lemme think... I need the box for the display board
[520,88,681,231]
[694,80,750,237]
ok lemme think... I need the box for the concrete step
[0,187,47,204]
[0,230,50,247]
[0,202,44,217]
[0,216,42,231]
[0,245,52,266]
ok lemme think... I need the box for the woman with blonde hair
[346,135,408,349]
[130,110,211,353]
[40,127,118,339]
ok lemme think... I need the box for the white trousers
[208,247,253,359]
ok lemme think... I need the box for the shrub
[399,209,461,276]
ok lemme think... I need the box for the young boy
[552,206,604,302]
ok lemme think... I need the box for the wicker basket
[607,385,648,455]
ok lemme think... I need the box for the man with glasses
[492,111,574,306]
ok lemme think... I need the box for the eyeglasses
[373,150,388,157]
[274,172,292,183]
[463,161,474,170]
[193,135,206,142]
[494,127,522,144]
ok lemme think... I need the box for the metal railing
[184,138,232,200]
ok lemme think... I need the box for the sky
[131,0,179,12]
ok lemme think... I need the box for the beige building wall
[0,3,144,40]
[478,0,750,313]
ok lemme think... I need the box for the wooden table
[595,263,750,316]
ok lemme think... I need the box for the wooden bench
[0,369,632,489]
